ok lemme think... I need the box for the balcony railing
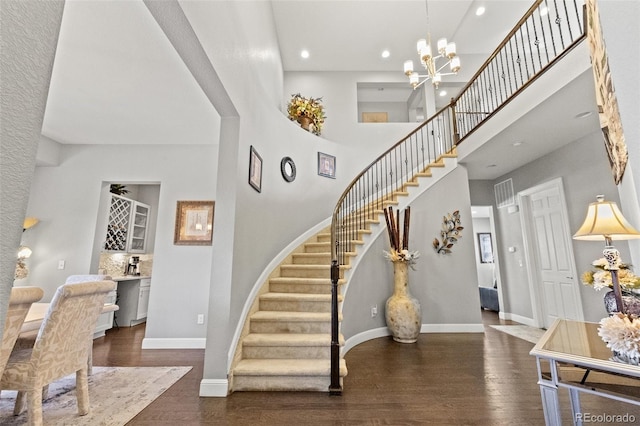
[329,0,586,394]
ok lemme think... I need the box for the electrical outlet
[371,305,378,318]
[197,314,205,324]
[57,260,65,270]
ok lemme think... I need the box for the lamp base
[603,291,640,316]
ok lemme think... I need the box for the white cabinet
[136,278,151,320]
[104,194,150,253]
[116,278,151,327]
[94,287,118,337]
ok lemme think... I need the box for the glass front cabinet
[104,194,150,253]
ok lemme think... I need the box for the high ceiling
[40,0,599,179]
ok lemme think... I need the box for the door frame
[518,177,584,328]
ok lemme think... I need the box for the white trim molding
[199,379,229,397]
[142,337,206,349]
[421,323,485,333]
[499,312,537,327]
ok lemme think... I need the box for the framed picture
[318,152,336,179]
[477,232,494,263]
[249,145,263,192]
[174,201,215,245]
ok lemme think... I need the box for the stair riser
[292,254,331,265]
[243,346,330,359]
[259,300,331,313]
[250,321,331,334]
[269,283,332,294]
[280,267,332,279]
[233,375,341,392]
[316,234,331,243]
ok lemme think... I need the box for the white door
[520,179,583,328]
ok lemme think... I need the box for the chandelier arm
[434,61,452,74]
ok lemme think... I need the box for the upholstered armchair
[1,280,116,426]
[1,287,44,375]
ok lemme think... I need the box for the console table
[530,319,640,425]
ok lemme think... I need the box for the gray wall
[342,166,482,343]
[0,1,64,337]
[493,131,625,323]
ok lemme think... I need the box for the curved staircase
[230,150,457,392]
[231,230,350,391]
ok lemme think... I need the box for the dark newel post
[329,259,342,395]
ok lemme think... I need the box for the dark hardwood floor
[91,310,639,425]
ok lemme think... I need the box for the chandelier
[403,1,461,89]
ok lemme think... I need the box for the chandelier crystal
[403,1,461,89]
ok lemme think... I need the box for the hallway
[92,311,638,425]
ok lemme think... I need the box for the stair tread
[260,292,335,301]
[243,333,336,346]
[269,277,345,284]
[234,358,347,376]
[251,311,336,321]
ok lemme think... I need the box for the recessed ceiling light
[540,6,548,16]
[476,6,486,16]
[439,90,447,97]
[513,141,523,146]
[381,50,390,59]
[300,50,310,59]
[575,111,592,119]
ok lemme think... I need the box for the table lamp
[573,195,640,314]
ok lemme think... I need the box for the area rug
[490,325,546,344]
[0,366,191,425]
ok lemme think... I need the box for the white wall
[472,217,495,288]
[23,144,218,342]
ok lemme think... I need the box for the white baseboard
[141,337,206,349]
[499,312,537,327]
[342,323,485,355]
[420,323,485,333]
[199,379,229,397]
[342,327,390,355]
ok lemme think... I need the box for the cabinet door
[94,289,117,336]
[104,195,132,251]
[128,201,150,253]
[136,285,151,320]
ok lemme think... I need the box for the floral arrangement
[581,258,640,292]
[287,93,326,135]
[598,312,640,365]
[383,206,420,270]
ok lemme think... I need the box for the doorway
[519,178,584,328]
[472,205,503,314]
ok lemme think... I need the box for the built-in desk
[112,276,151,327]
[530,319,640,425]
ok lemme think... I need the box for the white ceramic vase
[385,260,422,343]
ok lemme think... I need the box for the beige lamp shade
[23,217,39,230]
[573,195,640,241]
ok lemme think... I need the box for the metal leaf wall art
[433,210,463,254]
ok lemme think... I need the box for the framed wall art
[174,200,215,245]
[477,232,494,264]
[318,152,336,179]
[249,145,263,192]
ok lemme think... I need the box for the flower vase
[297,116,314,132]
[385,260,422,343]
[604,290,640,316]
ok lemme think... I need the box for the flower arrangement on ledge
[287,93,326,136]
[383,206,420,269]
[581,258,640,292]
[598,313,640,365]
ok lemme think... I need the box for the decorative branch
[432,210,463,254]
[384,206,411,252]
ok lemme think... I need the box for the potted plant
[287,93,326,135]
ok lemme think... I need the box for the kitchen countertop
[111,275,151,282]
